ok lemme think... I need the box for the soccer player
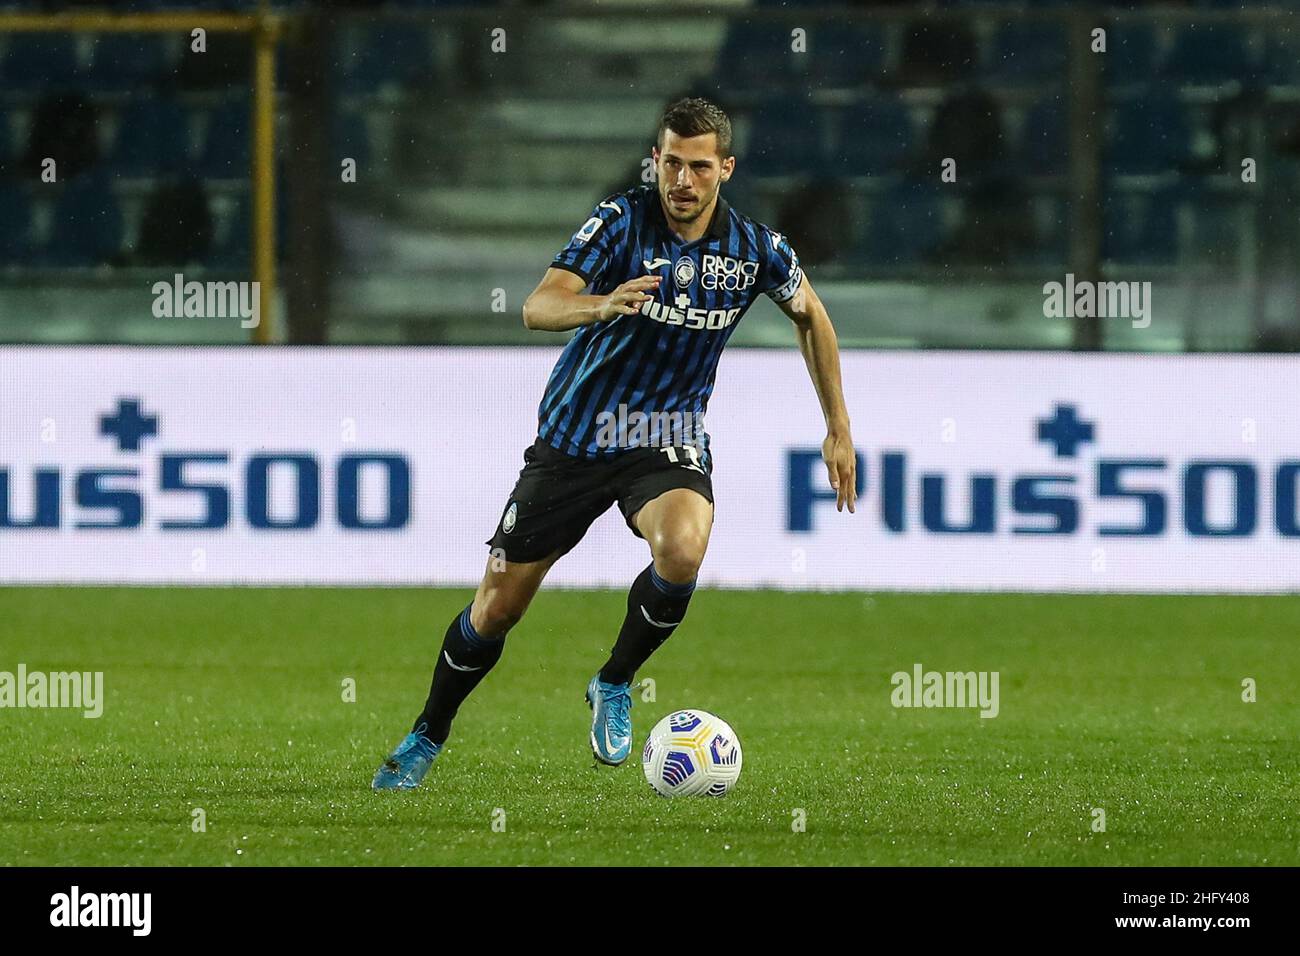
[373,97,856,789]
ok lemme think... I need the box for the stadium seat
[174,31,252,91]
[922,87,1008,178]
[1025,193,1068,267]
[1105,92,1191,175]
[206,181,287,269]
[745,95,826,176]
[1189,192,1241,260]
[860,180,944,266]
[1102,25,1158,87]
[1,33,80,91]
[47,173,125,268]
[1164,24,1254,85]
[986,22,1066,82]
[812,21,887,87]
[135,177,214,266]
[898,20,978,85]
[207,192,250,269]
[23,93,102,181]
[199,98,250,179]
[89,34,172,91]
[0,181,32,265]
[834,96,913,176]
[1263,32,1300,84]
[1103,184,1180,265]
[715,22,796,92]
[110,99,190,176]
[0,110,11,166]
[333,109,372,171]
[1022,96,1068,175]
[339,24,436,93]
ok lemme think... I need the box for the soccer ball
[642,709,743,797]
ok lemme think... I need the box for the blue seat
[923,87,1008,176]
[0,110,11,165]
[1189,193,1240,256]
[1106,92,1190,175]
[89,34,171,91]
[813,21,887,87]
[716,22,795,91]
[861,180,943,265]
[340,24,435,93]
[745,95,825,176]
[1165,24,1253,84]
[207,193,250,269]
[0,182,32,264]
[1104,25,1158,86]
[1022,96,1068,175]
[1103,185,1180,265]
[1264,32,1300,84]
[834,96,912,175]
[47,173,124,267]
[200,98,249,179]
[111,99,190,175]
[1026,193,1068,266]
[333,109,372,170]
[207,182,287,268]
[2,33,80,91]
[987,23,1066,82]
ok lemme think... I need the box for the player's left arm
[776,275,856,514]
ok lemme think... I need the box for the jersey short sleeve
[758,227,804,304]
[549,194,631,289]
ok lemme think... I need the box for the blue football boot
[371,725,442,790]
[585,675,633,765]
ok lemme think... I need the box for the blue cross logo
[100,398,158,452]
[1036,403,1094,458]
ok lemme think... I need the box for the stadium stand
[0,0,1295,350]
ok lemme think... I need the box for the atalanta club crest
[673,257,695,289]
[503,502,517,534]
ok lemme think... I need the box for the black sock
[413,604,505,746]
[599,564,696,685]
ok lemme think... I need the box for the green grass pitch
[1,587,1296,866]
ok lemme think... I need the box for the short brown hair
[658,97,733,157]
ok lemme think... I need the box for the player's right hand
[598,275,660,321]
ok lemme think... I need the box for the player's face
[654,131,734,225]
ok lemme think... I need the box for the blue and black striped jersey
[538,184,803,460]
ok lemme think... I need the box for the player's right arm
[522,270,660,332]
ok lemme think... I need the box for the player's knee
[653,528,708,582]
[471,589,528,637]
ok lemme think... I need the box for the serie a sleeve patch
[573,216,603,244]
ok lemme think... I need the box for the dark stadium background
[0,0,1295,348]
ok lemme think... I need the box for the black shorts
[486,437,714,564]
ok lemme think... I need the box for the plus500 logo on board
[787,403,1300,538]
[0,398,410,531]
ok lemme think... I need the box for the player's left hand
[822,431,856,513]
